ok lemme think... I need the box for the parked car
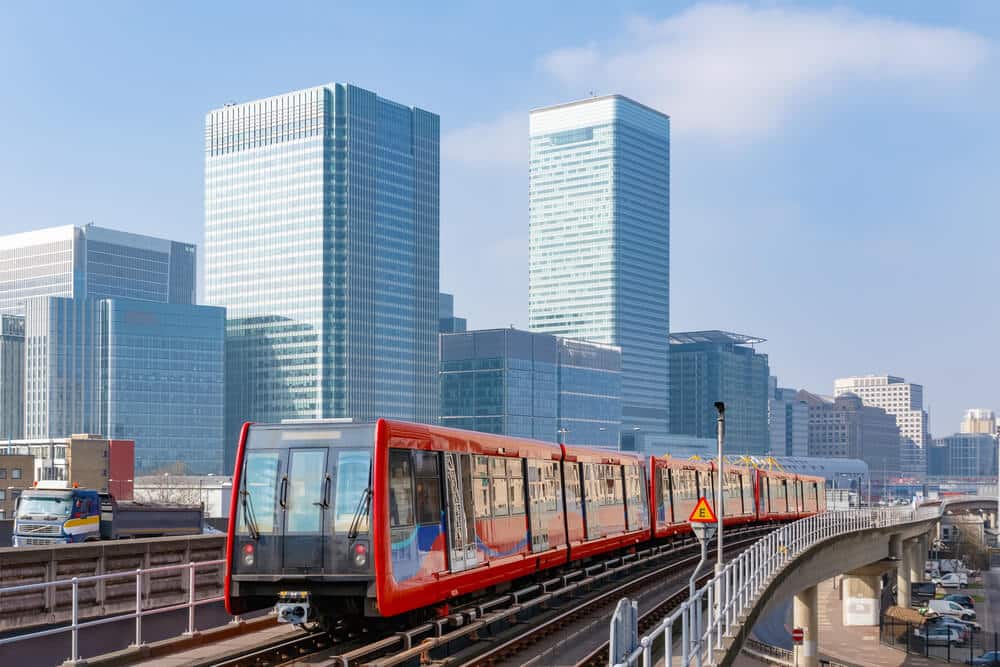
[913,582,937,599]
[933,572,969,588]
[926,599,977,621]
[967,651,1000,666]
[944,593,976,609]
[926,617,972,642]
[915,625,964,646]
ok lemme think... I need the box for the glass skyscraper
[0,224,196,315]
[440,328,621,448]
[529,95,670,437]
[205,83,440,468]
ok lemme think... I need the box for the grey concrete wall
[0,534,225,632]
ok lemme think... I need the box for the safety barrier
[0,559,225,665]
[611,507,941,667]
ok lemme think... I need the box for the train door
[281,447,329,572]
[443,452,478,571]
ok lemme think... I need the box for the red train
[225,420,825,628]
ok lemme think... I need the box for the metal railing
[0,559,225,665]
[611,507,941,667]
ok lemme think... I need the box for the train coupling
[275,591,311,624]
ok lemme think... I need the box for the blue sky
[1,1,997,433]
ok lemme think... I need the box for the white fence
[0,559,225,665]
[611,507,940,667]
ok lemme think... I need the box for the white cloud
[540,4,989,139]
[444,3,989,163]
[442,111,527,166]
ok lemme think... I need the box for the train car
[562,445,649,560]
[649,457,713,539]
[710,462,757,526]
[225,418,828,631]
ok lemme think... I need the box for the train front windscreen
[231,423,377,581]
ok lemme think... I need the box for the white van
[927,599,976,621]
[933,573,968,588]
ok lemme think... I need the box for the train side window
[472,460,491,519]
[413,451,442,525]
[508,477,525,515]
[507,459,522,477]
[474,455,489,478]
[563,462,582,516]
[415,478,441,525]
[413,450,439,477]
[492,475,509,516]
[490,457,507,478]
[389,449,414,527]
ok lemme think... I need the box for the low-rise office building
[440,328,622,447]
[927,432,997,479]
[0,435,134,499]
[0,453,33,519]
[669,331,770,455]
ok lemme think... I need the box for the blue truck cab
[12,481,102,546]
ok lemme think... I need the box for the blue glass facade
[529,96,670,437]
[205,84,440,470]
[103,300,224,474]
[21,296,225,473]
[440,329,621,447]
[669,331,770,455]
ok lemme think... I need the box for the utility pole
[715,402,725,572]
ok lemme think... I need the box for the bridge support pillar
[916,534,928,582]
[897,539,913,607]
[842,569,882,626]
[793,585,818,667]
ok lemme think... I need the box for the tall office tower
[833,375,929,477]
[0,314,25,440]
[0,224,196,315]
[669,331,770,455]
[960,409,996,435]
[529,96,670,439]
[205,84,440,467]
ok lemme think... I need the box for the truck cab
[12,481,101,546]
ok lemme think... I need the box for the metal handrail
[612,506,941,667]
[0,558,225,665]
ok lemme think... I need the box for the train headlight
[353,542,368,567]
[241,543,255,567]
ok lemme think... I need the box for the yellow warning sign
[688,496,718,523]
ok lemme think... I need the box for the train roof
[380,419,563,461]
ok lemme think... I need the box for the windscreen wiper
[348,487,371,540]
[241,486,261,541]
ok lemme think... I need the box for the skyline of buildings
[0,82,987,482]
[528,95,671,439]
[798,390,901,487]
[960,408,997,435]
[204,83,441,469]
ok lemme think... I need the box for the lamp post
[557,428,568,445]
[714,402,725,573]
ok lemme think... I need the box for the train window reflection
[286,449,326,533]
[333,450,371,533]
[238,450,279,535]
